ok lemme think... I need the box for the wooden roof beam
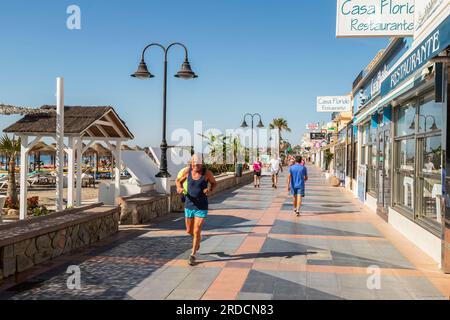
[104,112,125,138]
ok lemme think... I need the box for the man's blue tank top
[185,167,209,211]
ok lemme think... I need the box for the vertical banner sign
[56,78,64,211]
[336,0,415,38]
[358,164,367,202]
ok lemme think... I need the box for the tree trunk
[278,128,282,155]
[7,160,18,204]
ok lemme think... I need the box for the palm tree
[269,118,291,154]
[198,133,224,163]
[225,134,244,167]
[0,134,21,205]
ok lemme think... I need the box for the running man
[287,156,308,216]
[268,155,283,188]
[176,154,217,266]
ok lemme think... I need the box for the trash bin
[235,164,243,177]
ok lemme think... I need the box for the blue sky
[0,0,389,147]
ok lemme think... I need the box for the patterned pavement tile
[1,166,449,300]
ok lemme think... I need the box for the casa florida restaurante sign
[336,0,415,37]
[317,96,352,112]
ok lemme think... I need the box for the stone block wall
[118,171,253,225]
[117,193,169,225]
[0,205,120,282]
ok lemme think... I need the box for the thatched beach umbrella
[121,144,133,151]
[92,143,112,174]
[29,142,56,171]
[92,143,111,157]
[82,144,97,170]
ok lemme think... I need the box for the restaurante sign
[381,15,450,96]
[336,0,415,37]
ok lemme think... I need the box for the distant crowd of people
[252,154,308,216]
[175,153,309,266]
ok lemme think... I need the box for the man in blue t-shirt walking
[287,156,308,216]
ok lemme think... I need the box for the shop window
[352,141,358,180]
[367,139,377,194]
[418,97,442,133]
[398,139,415,171]
[396,138,415,211]
[396,103,416,137]
[346,144,352,178]
[393,92,443,232]
[418,133,442,227]
[421,136,442,174]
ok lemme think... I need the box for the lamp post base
[156,171,171,178]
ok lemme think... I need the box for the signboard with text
[381,15,450,96]
[414,0,448,39]
[306,123,320,130]
[310,132,327,140]
[317,96,351,112]
[336,0,415,38]
[358,165,367,203]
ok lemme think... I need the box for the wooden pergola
[3,105,134,219]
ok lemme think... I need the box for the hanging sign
[336,0,415,38]
[414,0,448,39]
[317,96,352,112]
[306,123,320,130]
[310,132,327,140]
[358,165,367,202]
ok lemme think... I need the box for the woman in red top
[252,157,263,188]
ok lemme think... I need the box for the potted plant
[324,149,334,177]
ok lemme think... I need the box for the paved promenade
[1,166,449,300]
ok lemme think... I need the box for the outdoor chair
[0,175,8,189]
[75,173,95,188]
[27,172,44,186]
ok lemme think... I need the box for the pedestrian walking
[176,154,217,266]
[288,155,295,167]
[287,156,308,216]
[268,155,282,188]
[252,157,263,188]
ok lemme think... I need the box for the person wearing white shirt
[268,155,283,188]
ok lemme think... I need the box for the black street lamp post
[240,113,264,162]
[132,42,198,178]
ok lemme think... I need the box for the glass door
[378,130,391,217]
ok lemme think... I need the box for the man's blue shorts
[185,208,208,219]
[291,187,305,197]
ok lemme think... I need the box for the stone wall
[0,204,120,282]
[118,171,254,225]
[209,171,254,196]
[117,192,169,225]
